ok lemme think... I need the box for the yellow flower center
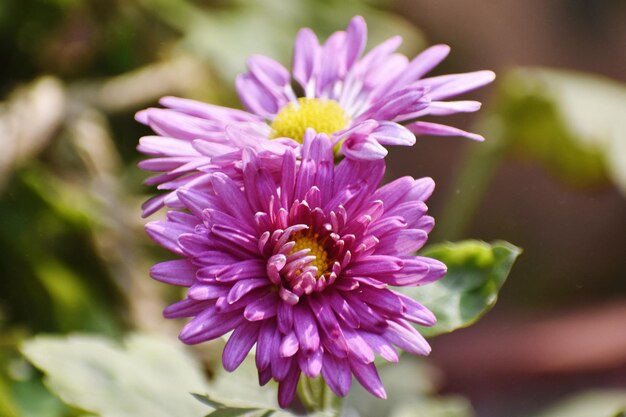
[289,231,330,277]
[270,98,349,143]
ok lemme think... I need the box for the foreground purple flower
[146,130,446,407]
[136,15,494,216]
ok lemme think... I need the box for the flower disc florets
[146,130,446,407]
[270,98,349,143]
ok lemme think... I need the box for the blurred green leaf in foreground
[22,334,211,417]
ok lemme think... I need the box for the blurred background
[1,1,625,417]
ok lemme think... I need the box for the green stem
[321,380,340,414]
[297,376,318,411]
[297,376,342,415]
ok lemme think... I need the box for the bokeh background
[1,1,625,417]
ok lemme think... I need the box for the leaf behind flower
[399,240,521,338]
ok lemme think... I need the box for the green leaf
[399,240,521,338]
[205,357,280,411]
[494,68,626,195]
[530,390,626,417]
[205,407,262,417]
[21,334,211,417]
[193,393,269,417]
[21,334,306,417]
[192,393,227,409]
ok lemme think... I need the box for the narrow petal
[407,121,485,141]
[342,327,375,364]
[277,302,294,334]
[381,44,450,95]
[159,96,260,122]
[176,188,215,218]
[280,148,297,208]
[342,135,388,161]
[396,292,437,326]
[376,229,428,257]
[418,70,496,100]
[256,320,276,370]
[293,303,320,354]
[384,320,431,356]
[179,309,244,344]
[247,54,291,88]
[427,100,482,115]
[327,290,360,328]
[293,28,320,91]
[236,74,280,118]
[280,331,299,358]
[345,15,367,68]
[258,367,272,386]
[145,221,191,256]
[321,353,352,397]
[150,259,196,286]
[244,292,279,321]
[344,255,403,276]
[223,321,260,371]
[271,346,293,381]
[277,362,301,408]
[137,135,197,157]
[227,278,269,304]
[163,298,211,319]
[359,331,399,363]
[298,348,323,378]
[316,31,347,96]
[187,284,228,300]
[308,296,350,358]
[370,122,416,146]
[141,194,169,217]
[349,359,387,399]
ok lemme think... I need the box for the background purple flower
[238,15,494,160]
[136,15,494,216]
[146,130,446,407]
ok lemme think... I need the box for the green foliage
[0,167,121,335]
[0,378,21,417]
[493,68,626,194]
[22,334,211,417]
[399,241,521,338]
[137,0,425,79]
[0,323,74,417]
[21,334,323,417]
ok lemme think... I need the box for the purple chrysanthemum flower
[146,130,446,407]
[136,15,493,216]
[236,15,494,156]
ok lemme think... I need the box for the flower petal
[223,321,260,371]
[407,121,485,141]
